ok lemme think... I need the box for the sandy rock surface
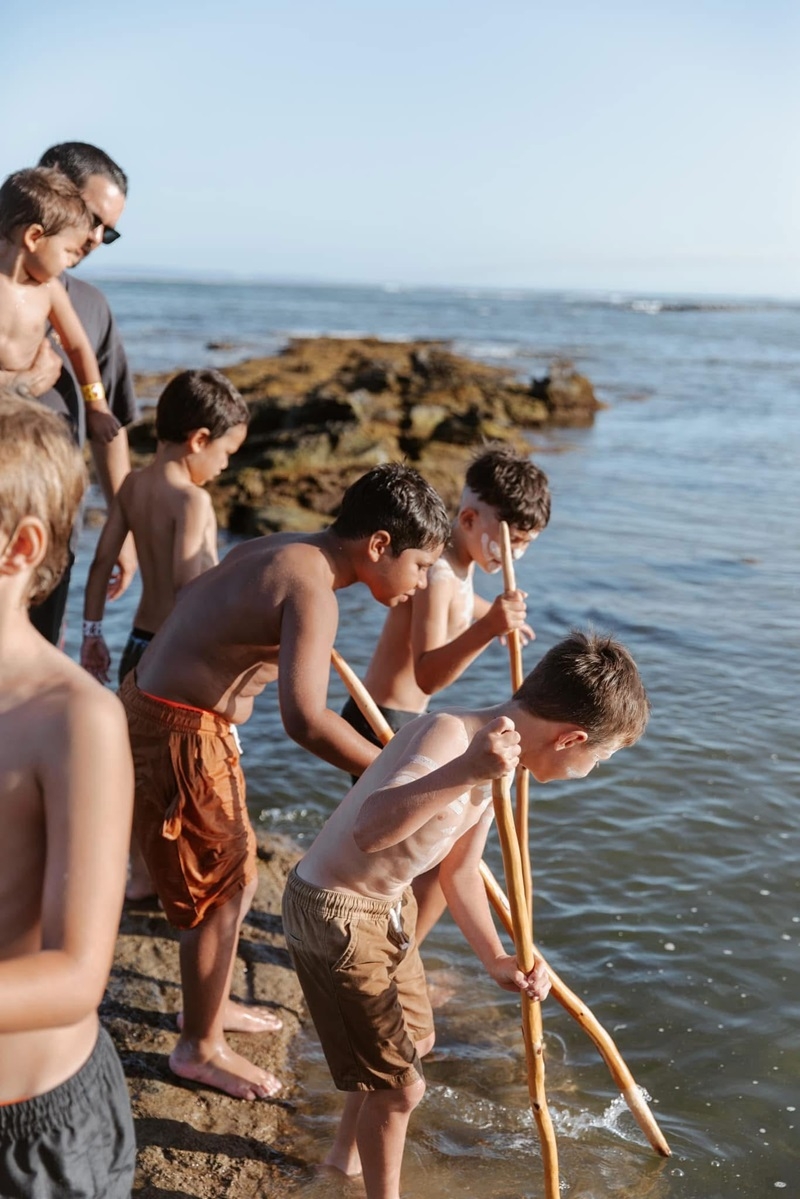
[102,836,311,1197]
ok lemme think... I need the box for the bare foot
[177,998,283,1034]
[169,1040,281,1099]
[317,1161,364,1183]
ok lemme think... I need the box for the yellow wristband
[82,382,107,406]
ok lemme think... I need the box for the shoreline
[104,834,307,1197]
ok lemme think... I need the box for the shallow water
[66,282,799,1197]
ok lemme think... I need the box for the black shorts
[340,696,421,783]
[0,1025,136,1199]
[118,625,154,688]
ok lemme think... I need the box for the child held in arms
[284,630,650,1199]
[0,395,135,1198]
[0,167,121,442]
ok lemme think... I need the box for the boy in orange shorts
[0,395,135,1198]
[119,463,450,1100]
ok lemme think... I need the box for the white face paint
[480,532,503,573]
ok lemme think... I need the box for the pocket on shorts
[327,915,359,973]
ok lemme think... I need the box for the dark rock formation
[130,337,601,533]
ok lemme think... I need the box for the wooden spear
[492,771,560,1193]
[498,520,532,913]
[330,646,672,1157]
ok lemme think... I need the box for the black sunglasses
[89,211,121,245]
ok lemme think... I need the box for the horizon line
[75,267,800,305]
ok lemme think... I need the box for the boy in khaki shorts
[283,630,650,1199]
[0,395,135,1198]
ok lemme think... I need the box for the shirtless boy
[343,445,550,933]
[81,367,249,897]
[283,630,650,1199]
[119,463,450,1100]
[0,396,135,1197]
[0,168,121,443]
[344,446,551,741]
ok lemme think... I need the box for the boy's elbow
[413,664,437,696]
[282,708,319,751]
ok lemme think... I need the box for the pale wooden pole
[330,647,672,1158]
[492,772,560,1194]
[498,520,531,914]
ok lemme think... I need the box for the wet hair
[0,167,90,241]
[332,463,450,555]
[465,445,551,532]
[155,370,249,443]
[38,142,129,197]
[515,629,650,746]
[0,395,87,605]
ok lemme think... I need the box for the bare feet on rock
[177,998,283,1034]
[169,1041,282,1100]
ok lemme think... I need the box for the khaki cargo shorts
[282,867,434,1091]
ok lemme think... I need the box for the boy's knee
[367,1077,426,1116]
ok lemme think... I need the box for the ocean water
[66,280,800,1199]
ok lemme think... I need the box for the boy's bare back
[118,461,218,631]
[0,634,132,1101]
[299,706,508,900]
[137,532,343,722]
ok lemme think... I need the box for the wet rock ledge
[130,337,601,533]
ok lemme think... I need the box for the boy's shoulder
[1,639,126,751]
[122,464,213,512]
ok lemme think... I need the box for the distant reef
[129,336,602,533]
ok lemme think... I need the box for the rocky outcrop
[130,337,601,534]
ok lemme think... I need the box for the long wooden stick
[330,646,672,1157]
[479,860,671,1157]
[492,773,560,1193]
[498,521,532,913]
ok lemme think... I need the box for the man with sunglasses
[3,142,138,646]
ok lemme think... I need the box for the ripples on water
[67,282,799,1197]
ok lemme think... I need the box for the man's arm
[411,573,530,695]
[92,429,136,598]
[439,817,550,1002]
[277,582,382,775]
[81,490,132,681]
[0,688,133,1031]
[353,715,519,853]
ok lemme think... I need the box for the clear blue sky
[3,0,798,296]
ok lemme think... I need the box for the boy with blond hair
[81,367,249,898]
[119,463,450,1100]
[284,630,650,1199]
[0,167,122,443]
[0,395,135,1198]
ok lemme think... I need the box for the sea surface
[65,280,800,1199]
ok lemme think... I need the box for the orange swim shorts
[119,673,256,930]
